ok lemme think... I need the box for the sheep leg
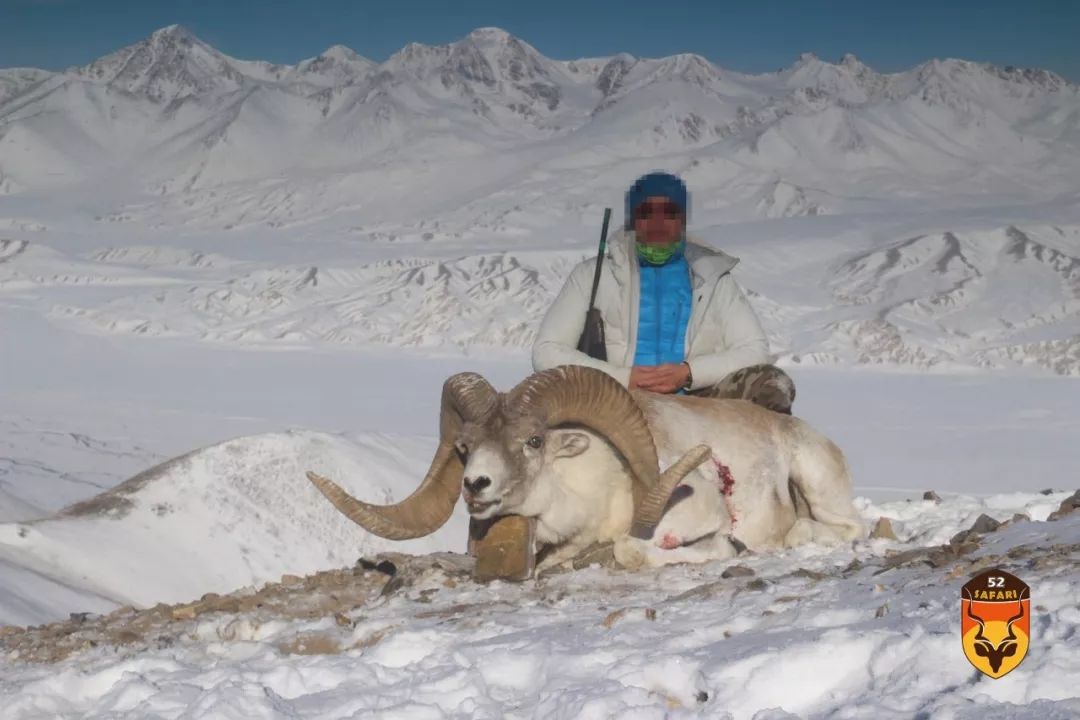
[616,532,738,569]
[536,536,598,572]
[784,429,866,547]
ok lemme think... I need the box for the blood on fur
[714,457,738,527]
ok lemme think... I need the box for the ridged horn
[306,372,498,539]
[629,443,713,539]
[505,365,662,498]
[506,365,714,539]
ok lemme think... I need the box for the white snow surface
[1,24,1079,719]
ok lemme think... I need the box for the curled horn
[506,365,711,537]
[306,372,498,539]
[630,443,713,538]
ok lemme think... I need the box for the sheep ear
[554,432,590,458]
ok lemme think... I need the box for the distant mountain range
[0,24,1076,210]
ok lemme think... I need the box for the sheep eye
[526,435,543,449]
[454,441,469,459]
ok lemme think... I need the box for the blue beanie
[625,171,688,228]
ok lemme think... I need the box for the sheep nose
[463,476,491,494]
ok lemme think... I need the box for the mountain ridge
[1,24,1076,203]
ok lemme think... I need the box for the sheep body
[460,391,865,571]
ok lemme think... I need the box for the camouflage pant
[689,363,796,415]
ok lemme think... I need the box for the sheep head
[307,365,711,540]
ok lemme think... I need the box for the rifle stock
[577,307,607,360]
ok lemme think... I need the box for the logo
[961,568,1030,678]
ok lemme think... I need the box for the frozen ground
[1,482,1078,719]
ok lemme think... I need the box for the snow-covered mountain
[0,24,1078,376]
[0,24,1077,201]
[8,222,1069,375]
[74,25,255,103]
[804,224,1080,374]
[0,68,52,107]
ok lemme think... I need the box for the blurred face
[633,196,684,245]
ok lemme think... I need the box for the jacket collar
[606,227,740,285]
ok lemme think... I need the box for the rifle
[576,207,611,361]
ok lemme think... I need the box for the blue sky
[2,0,1077,81]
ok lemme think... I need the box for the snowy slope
[803,224,1080,374]
[7,221,1076,375]
[1,482,1078,718]
[0,68,52,107]
[0,430,468,627]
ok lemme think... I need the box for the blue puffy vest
[633,245,692,366]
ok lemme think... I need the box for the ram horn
[629,443,713,538]
[506,365,661,495]
[506,365,712,537]
[307,372,499,539]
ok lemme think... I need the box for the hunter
[533,170,795,412]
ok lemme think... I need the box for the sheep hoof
[783,518,818,548]
[570,541,618,570]
[613,537,649,571]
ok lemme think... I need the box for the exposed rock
[721,565,756,579]
[667,581,725,603]
[1048,490,1080,521]
[949,514,1001,545]
[601,607,656,629]
[923,491,942,503]
[277,632,341,656]
[0,552,470,664]
[969,514,1003,534]
[170,605,196,621]
[357,557,399,577]
[842,558,864,576]
[791,568,828,581]
[871,517,899,540]
[935,540,980,563]
[353,628,390,649]
[949,529,977,546]
[879,547,933,571]
[876,538,980,576]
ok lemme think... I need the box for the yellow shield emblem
[961,568,1030,679]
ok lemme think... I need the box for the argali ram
[307,365,865,574]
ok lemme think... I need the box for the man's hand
[629,363,691,394]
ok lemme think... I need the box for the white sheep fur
[460,391,867,572]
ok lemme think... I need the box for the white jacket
[532,227,770,390]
